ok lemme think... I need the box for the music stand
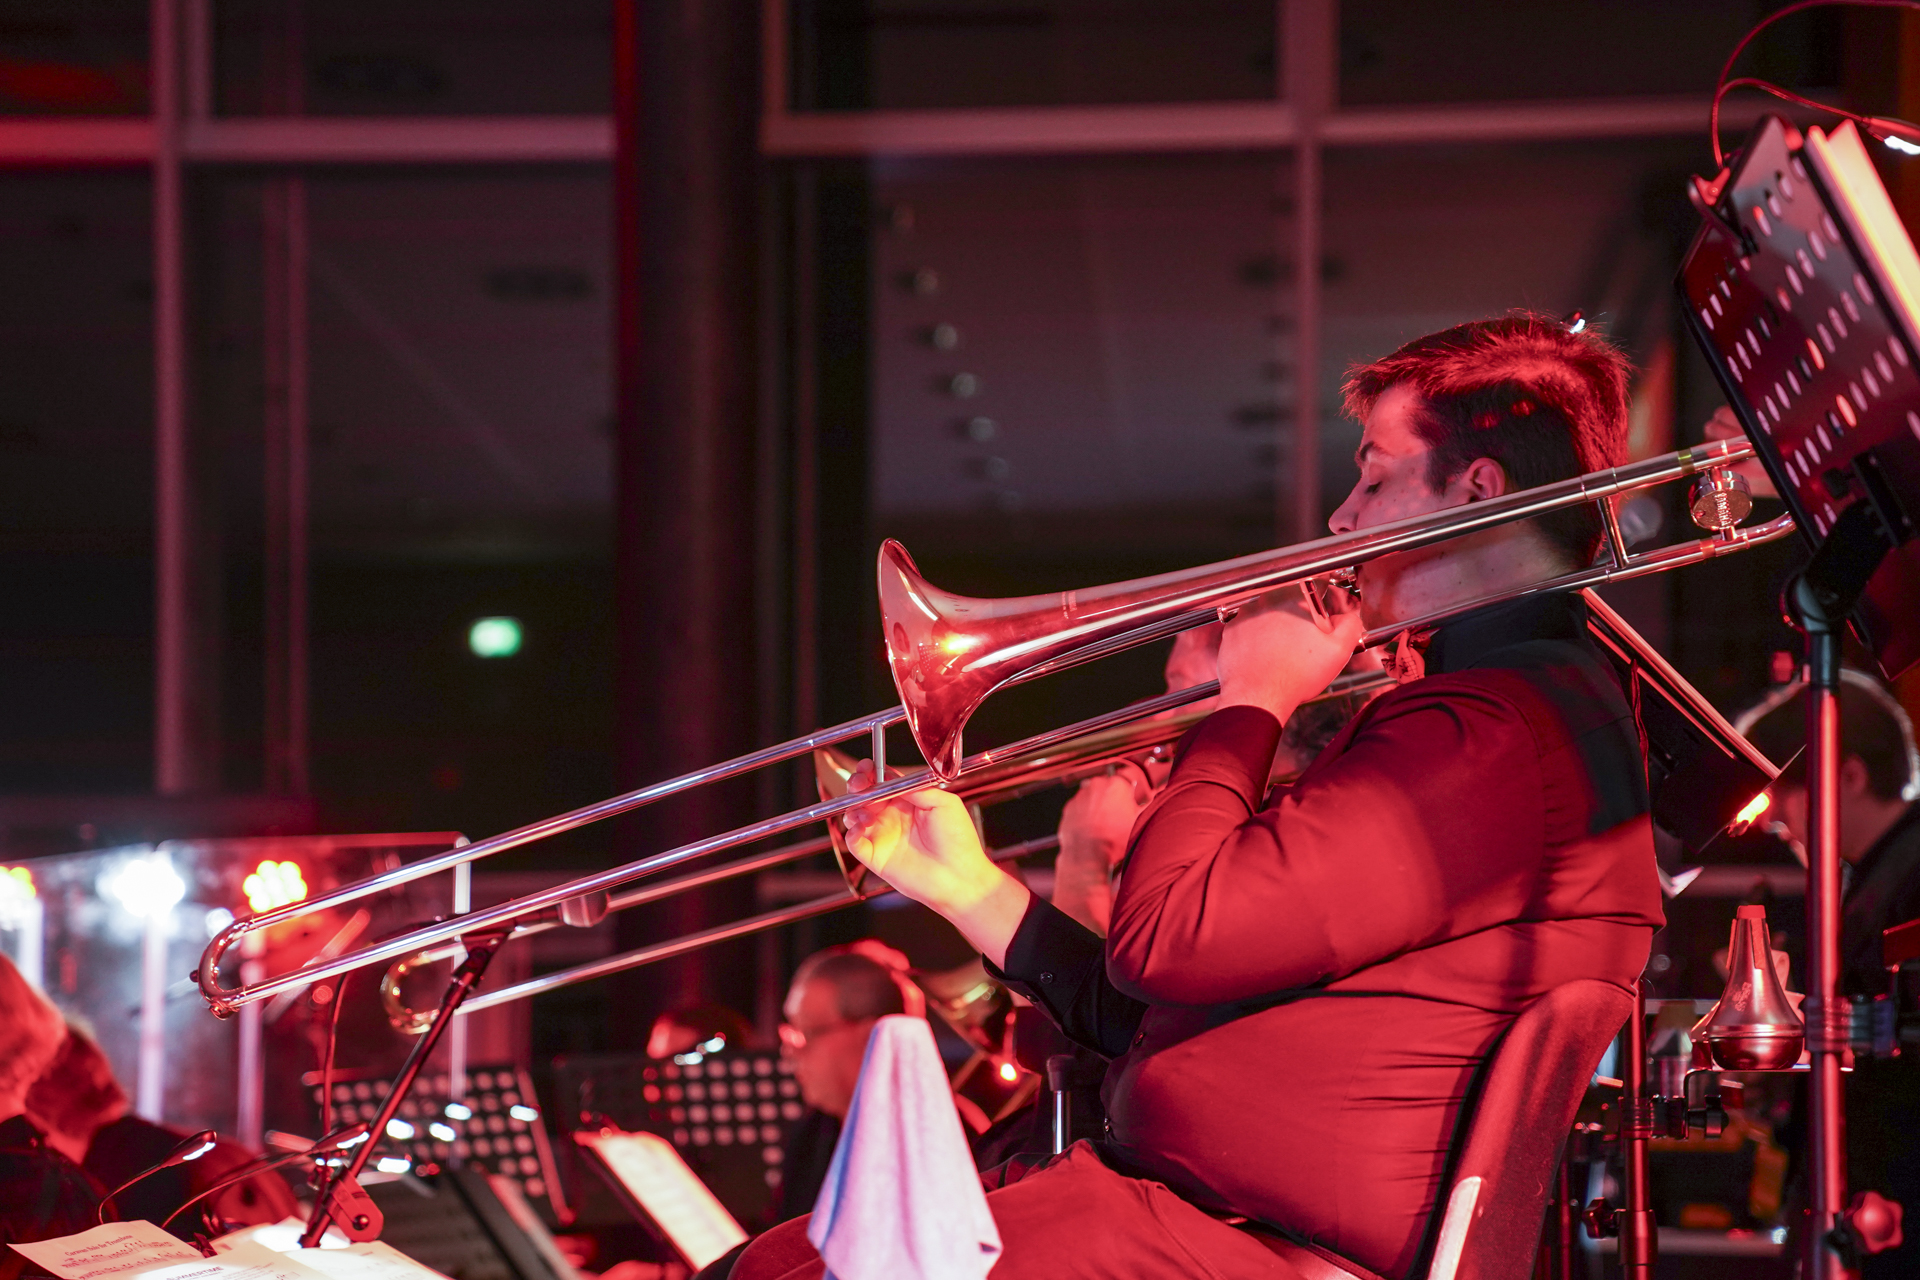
[1679,114,1920,1279]
[573,1127,749,1271]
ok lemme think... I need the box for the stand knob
[1582,1198,1619,1239]
[1831,1190,1905,1260]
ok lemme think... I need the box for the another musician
[772,942,954,1225]
[1744,677,1920,1279]
[732,313,1664,1280]
[0,956,97,1265]
[25,1024,295,1238]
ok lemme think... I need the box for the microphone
[97,1129,219,1224]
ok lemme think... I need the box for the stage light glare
[376,1157,411,1174]
[509,1105,539,1123]
[998,1061,1018,1083]
[204,907,234,938]
[0,866,35,927]
[469,617,523,658]
[101,857,185,919]
[244,860,308,913]
[444,1102,473,1120]
[429,1122,458,1142]
[1729,790,1772,835]
[1884,134,1920,156]
[386,1119,416,1140]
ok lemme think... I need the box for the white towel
[807,1015,1002,1280]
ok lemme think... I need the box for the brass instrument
[383,671,1388,1030]
[197,436,1791,1022]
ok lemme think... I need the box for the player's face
[1329,385,1451,536]
[1328,384,1454,617]
[779,978,872,1120]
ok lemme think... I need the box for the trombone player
[738,313,1671,1280]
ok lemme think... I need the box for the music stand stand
[1679,114,1920,1278]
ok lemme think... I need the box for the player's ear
[1454,456,1510,502]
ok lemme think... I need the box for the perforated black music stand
[1679,113,1920,1279]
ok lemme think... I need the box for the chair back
[1423,979,1632,1280]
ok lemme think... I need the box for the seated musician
[772,942,987,1225]
[0,956,97,1267]
[26,1023,296,1238]
[730,313,1664,1280]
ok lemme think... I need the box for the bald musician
[732,314,1665,1280]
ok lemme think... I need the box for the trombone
[378,669,1390,1027]
[197,435,1792,1019]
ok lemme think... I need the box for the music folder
[572,1129,749,1271]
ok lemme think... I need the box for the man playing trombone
[730,313,1666,1280]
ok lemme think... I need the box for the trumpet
[196,435,1791,1020]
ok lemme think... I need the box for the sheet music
[577,1130,748,1269]
[271,1243,453,1280]
[1807,122,1920,345]
[211,1227,453,1280]
[212,1220,349,1255]
[9,1234,333,1280]
[6,1223,204,1280]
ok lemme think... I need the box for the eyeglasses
[778,1019,852,1052]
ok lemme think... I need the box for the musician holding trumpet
[737,314,1673,1280]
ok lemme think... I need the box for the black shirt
[0,1115,101,1278]
[1842,801,1920,998]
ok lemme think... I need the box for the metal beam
[761,100,1300,157]
[0,119,155,165]
[0,94,1781,168]
[187,115,613,164]
[1316,95,1749,147]
[0,115,613,167]
[759,93,1778,159]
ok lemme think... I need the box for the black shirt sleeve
[984,893,1146,1059]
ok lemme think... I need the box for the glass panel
[190,170,616,847]
[794,0,1278,111]
[216,0,612,116]
[0,0,148,115]
[7,839,460,1138]
[1340,0,1838,106]
[867,152,1291,769]
[1321,137,1700,519]
[299,171,615,849]
[0,173,153,793]
[1322,137,1803,702]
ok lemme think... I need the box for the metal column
[263,0,311,797]
[152,0,195,795]
[1282,0,1334,543]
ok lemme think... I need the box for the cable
[317,971,347,1133]
[1710,0,1920,167]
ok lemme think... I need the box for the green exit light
[469,617,523,658]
